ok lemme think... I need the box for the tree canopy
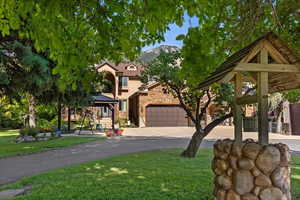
[1,1,297,88]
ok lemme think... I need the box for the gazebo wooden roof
[199,32,300,93]
[198,32,300,145]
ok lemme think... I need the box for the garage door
[146,105,188,127]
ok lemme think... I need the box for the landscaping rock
[231,142,244,157]
[251,167,261,177]
[259,187,283,200]
[254,174,272,187]
[217,175,232,190]
[242,142,261,160]
[238,158,254,170]
[233,170,254,195]
[217,189,226,200]
[256,146,281,175]
[229,156,238,170]
[271,167,289,189]
[241,193,258,200]
[226,190,240,200]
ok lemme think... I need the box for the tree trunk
[67,106,71,131]
[181,113,233,158]
[181,130,204,158]
[28,94,36,128]
[57,100,62,130]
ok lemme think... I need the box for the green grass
[1,149,299,200]
[0,129,103,158]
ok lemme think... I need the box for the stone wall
[212,139,291,200]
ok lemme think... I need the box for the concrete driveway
[124,126,300,152]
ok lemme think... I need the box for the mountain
[139,45,180,64]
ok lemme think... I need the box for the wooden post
[234,73,243,142]
[111,104,115,132]
[258,48,269,145]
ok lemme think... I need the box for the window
[119,77,128,88]
[127,65,137,71]
[119,99,127,112]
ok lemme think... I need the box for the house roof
[198,32,300,93]
[97,61,144,77]
[92,94,118,103]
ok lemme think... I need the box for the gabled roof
[198,32,300,93]
[96,61,144,77]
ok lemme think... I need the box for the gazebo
[199,32,299,200]
[79,94,118,134]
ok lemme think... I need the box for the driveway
[0,126,299,186]
[124,126,300,152]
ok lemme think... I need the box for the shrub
[19,127,40,137]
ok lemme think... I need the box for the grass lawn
[0,129,103,158]
[1,149,299,200]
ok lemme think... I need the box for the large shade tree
[141,51,235,158]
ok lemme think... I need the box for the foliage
[19,127,39,137]
[142,51,233,126]
[0,96,25,128]
[283,89,300,104]
[1,149,299,200]
[142,51,234,157]
[0,129,103,158]
[0,0,194,87]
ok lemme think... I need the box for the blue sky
[142,13,199,51]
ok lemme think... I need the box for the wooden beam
[236,95,258,105]
[258,48,269,145]
[234,63,300,73]
[234,73,243,142]
[220,72,236,83]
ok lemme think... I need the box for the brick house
[93,61,192,127]
[67,61,234,128]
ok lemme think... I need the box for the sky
[142,13,199,51]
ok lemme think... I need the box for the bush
[19,127,40,137]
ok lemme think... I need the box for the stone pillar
[212,139,291,200]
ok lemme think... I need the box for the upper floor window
[126,65,137,71]
[119,76,128,88]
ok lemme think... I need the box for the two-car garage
[146,105,188,127]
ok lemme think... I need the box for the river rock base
[212,139,291,200]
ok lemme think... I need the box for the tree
[0,40,52,127]
[141,51,235,158]
[0,1,198,88]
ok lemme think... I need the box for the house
[94,62,192,127]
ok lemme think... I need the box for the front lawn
[0,129,103,158]
[2,149,300,200]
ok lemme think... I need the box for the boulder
[259,187,283,200]
[251,168,261,177]
[274,143,291,166]
[229,156,238,170]
[242,142,261,160]
[241,193,259,200]
[231,142,244,157]
[217,189,226,200]
[256,146,281,175]
[254,174,272,187]
[226,190,240,200]
[233,170,254,195]
[253,187,261,196]
[217,175,232,190]
[238,158,254,170]
[271,167,290,189]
